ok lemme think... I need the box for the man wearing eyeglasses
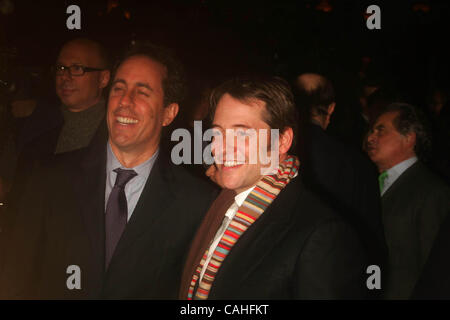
[52,38,110,154]
[6,38,110,200]
[40,38,110,155]
[55,38,110,113]
[0,38,110,268]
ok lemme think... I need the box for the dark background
[1,0,449,137]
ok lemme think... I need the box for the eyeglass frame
[53,64,105,76]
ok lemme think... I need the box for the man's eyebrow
[56,61,82,65]
[111,80,153,92]
[112,79,126,86]
[232,124,253,129]
[211,124,253,130]
[136,82,153,91]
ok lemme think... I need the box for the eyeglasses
[54,64,104,76]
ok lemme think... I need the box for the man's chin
[368,152,377,161]
[109,136,134,152]
[59,98,75,107]
[216,173,241,191]
[60,99,84,111]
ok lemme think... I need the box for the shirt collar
[386,156,418,182]
[106,141,159,178]
[234,186,256,207]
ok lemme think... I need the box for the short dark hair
[384,103,432,161]
[294,75,335,118]
[116,42,186,107]
[209,76,298,149]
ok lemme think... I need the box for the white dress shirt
[198,186,255,283]
[381,156,418,196]
[105,142,159,221]
[198,171,298,283]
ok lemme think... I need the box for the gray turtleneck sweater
[55,99,106,154]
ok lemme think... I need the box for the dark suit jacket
[13,100,63,191]
[0,101,63,274]
[412,210,450,299]
[381,161,450,299]
[0,124,218,299]
[203,177,368,299]
[299,123,386,274]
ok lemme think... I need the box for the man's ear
[99,70,111,89]
[279,127,294,155]
[322,102,336,129]
[404,131,417,150]
[328,102,336,116]
[162,103,179,126]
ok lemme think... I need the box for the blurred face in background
[429,89,446,116]
[366,111,415,172]
[55,40,110,112]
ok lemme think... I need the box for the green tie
[378,171,389,193]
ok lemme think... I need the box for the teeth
[223,161,245,167]
[117,116,138,124]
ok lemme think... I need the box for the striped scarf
[188,155,300,300]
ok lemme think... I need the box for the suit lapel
[211,178,302,296]
[111,153,177,260]
[382,161,420,202]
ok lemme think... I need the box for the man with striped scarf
[180,76,368,299]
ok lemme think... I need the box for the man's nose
[367,131,376,144]
[212,135,235,163]
[118,90,134,107]
[224,134,238,160]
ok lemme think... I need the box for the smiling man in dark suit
[180,76,367,300]
[0,44,217,299]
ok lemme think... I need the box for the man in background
[294,73,386,296]
[366,103,450,299]
[8,37,111,205]
[0,38,111,265]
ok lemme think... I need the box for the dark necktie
[105,168,137,268]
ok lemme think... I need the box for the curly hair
[384,103,432,161]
